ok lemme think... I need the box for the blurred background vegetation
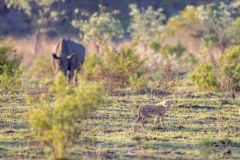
[0,0,235,36]
[0,0,239,93]
[0,1,240,159]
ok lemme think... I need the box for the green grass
[0,81,239,159]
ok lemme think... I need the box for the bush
[159,42,185,57]
[144,60,178,97]
[159,60,178,95]
[102,38,146,93]
[25,55,54,79]
[190,63,219,91]
[29,73,105,159]
[190,46,240,94]
[82,38,146,93]
[218,46,240,92]
[0,40,22,91]
[73,5,124,52]
[82,54,104,81]
[128,4,165,50]
[149,41,161,53]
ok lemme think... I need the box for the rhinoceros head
[52,53,75,76]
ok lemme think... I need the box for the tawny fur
[133,100,170,132]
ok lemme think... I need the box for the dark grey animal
[51,38,85,86]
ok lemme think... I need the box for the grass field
[0,79,239,160]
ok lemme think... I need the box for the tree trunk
[34,31,40,55]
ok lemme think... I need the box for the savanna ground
[0,76,239,160]
[1,1,240,159]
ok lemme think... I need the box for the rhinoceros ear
[52,53,59,59]
[66,54,75,60]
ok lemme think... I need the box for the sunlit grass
[0,80,239,159]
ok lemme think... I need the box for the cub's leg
[132,123,138,132]
[160,116,165,128]
[136,113,145,123]
[141,116,147,123]
[139,115,147,128]
[140,120,146,129]
[154,116,159,124]
[135,115,146,129]
[135,116,141,123]
[141,111,148,124]
[136,106,143,123]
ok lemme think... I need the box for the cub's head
[160,100,170,110]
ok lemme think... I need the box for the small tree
[82,54,104,81]
[5,0,71,55]
[29,73,105,159]
[82,38,146,93]
[159,60,178,96]
[218,46,240,98]
[163,3,240,63]
[190,63,219,91]
[25,55,54,79]
[128,4,166,51]
[101,38,146,93]
[4,0,31,14]
[196,2,239,55]
[0,39,22,91]
[73,5,124,52]
[158,42,186,57]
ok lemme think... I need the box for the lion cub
[133,100,170,131]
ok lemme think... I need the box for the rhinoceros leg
[68,64,75,86]
[69,67,77,87]
[67,72,71,83]
[72,64,82,87]
[72,69,78,87]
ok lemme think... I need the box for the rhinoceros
[51,38,85,86]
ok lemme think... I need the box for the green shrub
[190,46,240,93]
[190,63,219,91]
[82,38,146,93]
[0,40,22,91]
[128,72,146,93]
[26,55,54,79]
[218,46,240,90]
[82,54,104,81]
[159,60,178,95]
[29,73,105,159]
[102,38,146,93]
[159,42,185,57]
[149,41,161,53]
[128,4,165,50]
[73,5,124,52]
